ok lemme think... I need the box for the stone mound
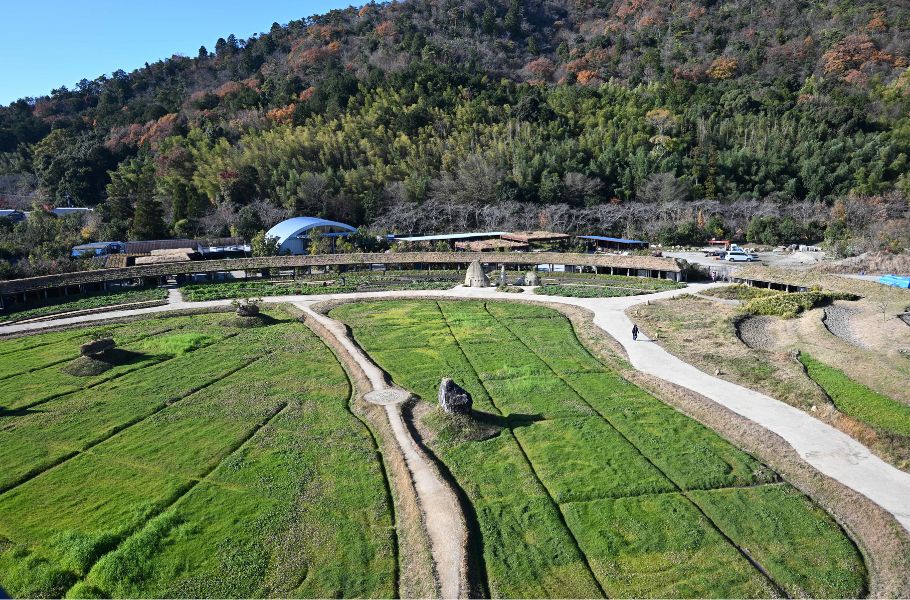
[80,338,115,357]
[734,316,776,350]
[822,304,866,348]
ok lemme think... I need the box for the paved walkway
[2,284,909,533]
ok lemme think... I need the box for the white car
[725,250,757,262]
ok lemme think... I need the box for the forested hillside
[2,0,910,276]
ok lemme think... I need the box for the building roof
[577,235,649,245]
[454,239,529,252]
[265,217,356,245]
[134,252,193,265]
[72,242,123,251]
[395,231,509,242]
[501,231,570,243]
[0,209,24,215]
[124,239,201,255]
[199,236,246,247]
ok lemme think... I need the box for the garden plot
[0,312,395,598]
[334,299,866,599]
[563,493,775,598]
[0,287,168,324]
[0,316,223,412]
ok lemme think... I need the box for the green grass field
[800,352,910,437]
[181,271,459,301]
[333,300,866,599]
[0,287,168,323]
[0,310,395,598]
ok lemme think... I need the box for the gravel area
[823,304,867,348]
[735,316,776,350]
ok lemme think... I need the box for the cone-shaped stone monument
[464,260,489,287]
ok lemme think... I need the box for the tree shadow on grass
[505,412,546,429]
[0,406,45,418]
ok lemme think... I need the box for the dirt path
[4,284,909,536]
[295,302,467,600]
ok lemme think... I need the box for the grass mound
[219,313,278,328]
[422,407,504,447]
[743,290,859,318]
[60,349,145,377]
[61,356,115,377]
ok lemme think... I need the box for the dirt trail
[295,302,467,600]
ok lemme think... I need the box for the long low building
[0,251,685,307]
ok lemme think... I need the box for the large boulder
[80,338,115,357]
[438,377,473,414]
[524,271,540,286]
[464,260,489,288]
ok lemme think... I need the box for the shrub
[743,291,858,318]
[535,284,648,298]
[703,285,780,301]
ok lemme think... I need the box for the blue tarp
[879,274,910,289]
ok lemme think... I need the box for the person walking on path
[632,323,639,341]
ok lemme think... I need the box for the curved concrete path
[2,284,909,534]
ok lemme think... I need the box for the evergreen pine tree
[130,196,166,241]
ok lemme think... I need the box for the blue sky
[0,0,356,105]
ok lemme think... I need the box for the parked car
[725,250,757,262]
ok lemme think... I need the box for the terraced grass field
[800,352,910,437]
[0,311,395,598]
[0,287,168,323]
[333,300,867,599]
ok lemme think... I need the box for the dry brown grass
[632,296,910,470]
[630,296,828,412]
[815,251,910,275]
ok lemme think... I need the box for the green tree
[130,196,166,240]
[504,0,521,36]
[231,205,263,240]
[481,5,497,35]
[250,231,280,256]
[32,130,116,205]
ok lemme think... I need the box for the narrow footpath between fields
[3,283,908,538]
[295,301,467,600]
